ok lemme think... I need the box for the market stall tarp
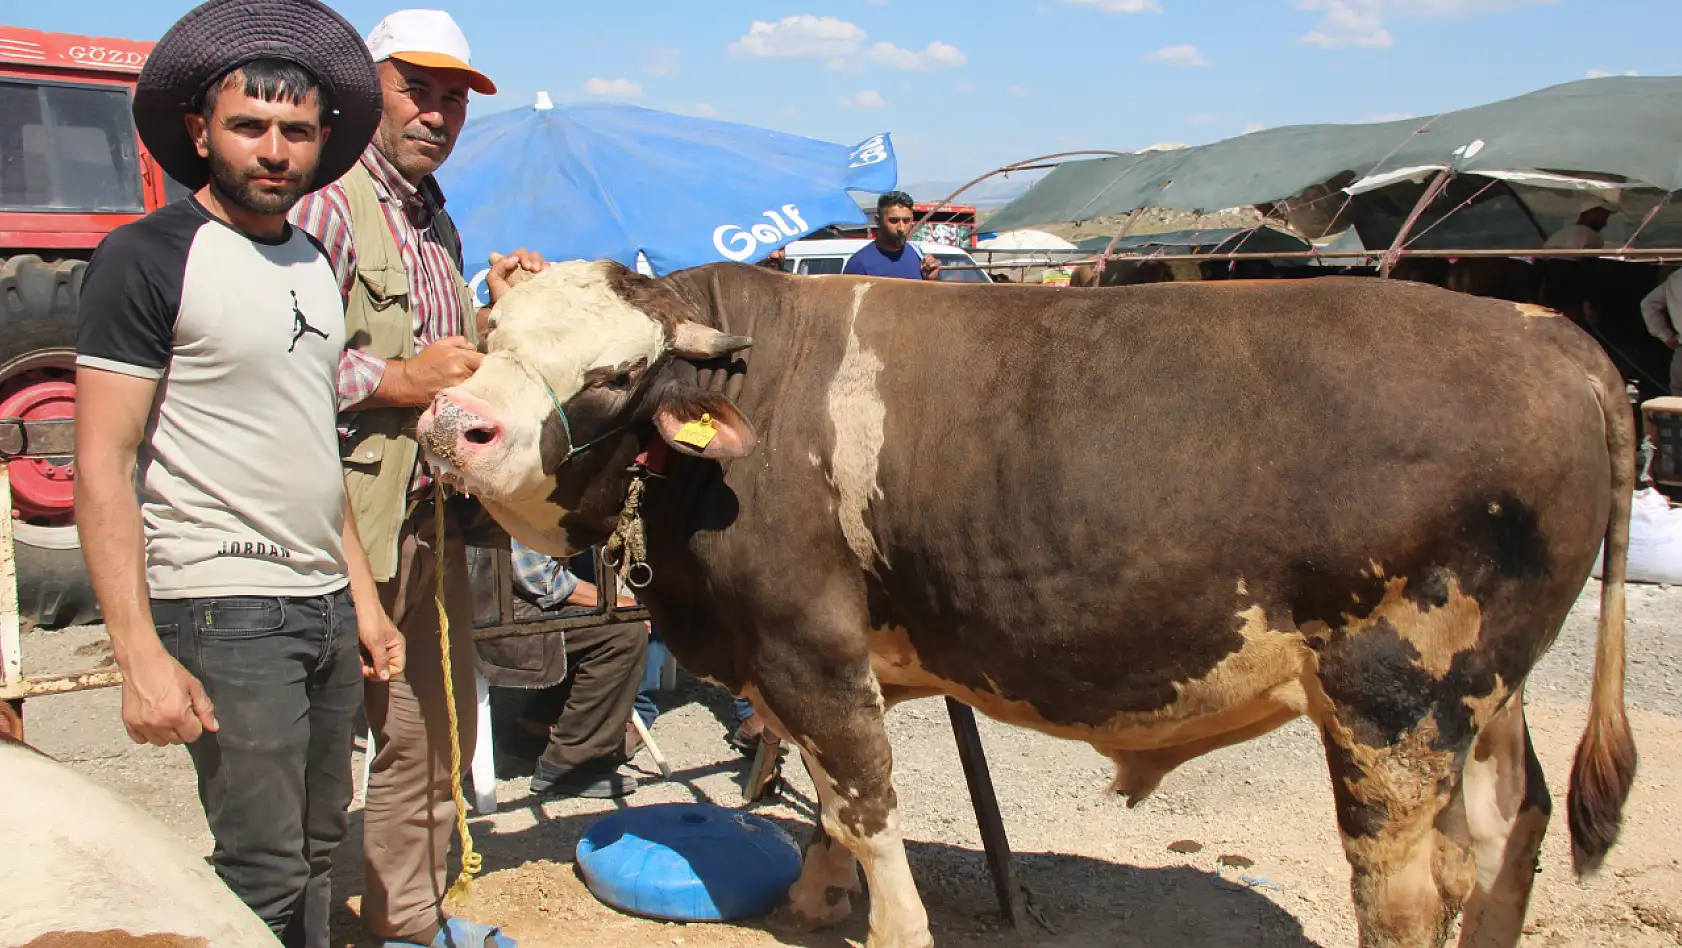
[1071,226,1310,256]
[437,99,898,279]
[987,76,1682,238]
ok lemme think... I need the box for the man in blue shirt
[843,191,942,280]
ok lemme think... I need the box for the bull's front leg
[746,667,933,948]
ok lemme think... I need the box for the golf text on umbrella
[713,204,810,261]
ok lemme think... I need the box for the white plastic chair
[358,669,499,815]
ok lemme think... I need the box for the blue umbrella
[435,95,898,280]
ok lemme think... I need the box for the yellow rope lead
[434,482,481,903]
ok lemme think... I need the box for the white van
[779,238,992,283]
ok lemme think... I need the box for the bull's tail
[1568,371,1638,877]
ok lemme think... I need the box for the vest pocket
[355,264,410,310]
[342,429,386,467]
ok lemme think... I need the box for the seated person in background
[509,541,646,798]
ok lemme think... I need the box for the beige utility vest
[337,163,479,581]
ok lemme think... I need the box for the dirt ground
[19,578,1682,948]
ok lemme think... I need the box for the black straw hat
[133,0,382,192]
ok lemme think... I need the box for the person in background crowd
[1545,201,1614,250]
[843,191,941,280]
[1641,268,1682,396]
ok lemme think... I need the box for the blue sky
[12,1,1676,190]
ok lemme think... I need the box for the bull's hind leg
[1318,719,1466,948]
[1308,610,1517,948]
[1445,687,1551,948]
[1317,713,1472,948]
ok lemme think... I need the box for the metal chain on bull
[603,473,653,588]
[431,480,483,902]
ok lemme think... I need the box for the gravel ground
[17,578,1682,948]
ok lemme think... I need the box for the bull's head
[415,260,756,556]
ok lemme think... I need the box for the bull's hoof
[864,930,936,948]
[776,884,854,931]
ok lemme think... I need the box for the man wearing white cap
[1545,201,1614,251]
[289,9,538,948]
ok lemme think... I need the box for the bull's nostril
[463,426,497,446]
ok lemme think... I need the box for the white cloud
[1587,68,1638,78]
[1295,0,1555,49]
[1061,0,1162,12]
[1185,114,1219,125]
[1146,44,1210,68]
[583,77,643,98]
[837,89,886,109]
[1242,121,1268,134]
[863,40,967,71]
[645,47,680,77]
[728,15,866,60]
[1006,84,1032,97]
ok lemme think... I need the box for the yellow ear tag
[674,413,719,449]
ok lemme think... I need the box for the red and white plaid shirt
[290,143,478,495]
[290,143,475,410]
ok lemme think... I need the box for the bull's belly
[868,622,1313,753]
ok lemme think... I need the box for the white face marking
[826,282,889,573]
[425,261,668,510]
[0,744,279,946]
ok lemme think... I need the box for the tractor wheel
[0,256,99,629]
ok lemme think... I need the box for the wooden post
[946,696,1024,926]
[0,462,21,701]
[0,461,23,738]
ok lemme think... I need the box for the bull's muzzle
[417,392,504,472]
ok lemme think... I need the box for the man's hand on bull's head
[485,249,548,305]
[394,336,483,407]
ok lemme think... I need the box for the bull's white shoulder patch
[827,282,889,573]
[1513,302,1559,319]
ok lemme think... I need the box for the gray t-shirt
[77,198,348,598]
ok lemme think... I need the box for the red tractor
[1,25,186,627]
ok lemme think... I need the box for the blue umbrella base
[576,802,803,922]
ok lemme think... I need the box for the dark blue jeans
[152,588,362,948]
[634,634,754,728]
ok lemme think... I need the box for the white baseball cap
[366,9,496,95]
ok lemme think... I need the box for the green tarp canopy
[1071,226,1311,255]
[986,76,1682,252]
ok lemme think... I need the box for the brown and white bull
[417,261,1636,948]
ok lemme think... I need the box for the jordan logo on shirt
[289,291,328,352]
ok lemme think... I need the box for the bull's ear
[672,321,753,361]
[653,385,757,460]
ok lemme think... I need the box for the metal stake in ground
[946,696,1026,927]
